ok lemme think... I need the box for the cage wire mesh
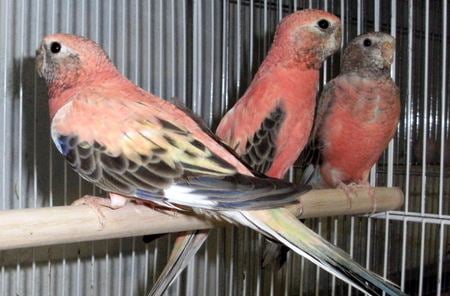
[0,0,448,295]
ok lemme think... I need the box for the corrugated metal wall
[0,0,448,295]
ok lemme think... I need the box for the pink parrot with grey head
[302,32,401,194]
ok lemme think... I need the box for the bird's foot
[71,194,129,228]
[337,182,376,212]
[337,182,357,209]
[354,181,376,213]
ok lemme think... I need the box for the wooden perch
[0,187,403,250]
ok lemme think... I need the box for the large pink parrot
[150,9,344,294]
[36,33,403,296]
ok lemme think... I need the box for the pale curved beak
[381,40,395,65]
[335,25,342,48]
[35,44,45,78]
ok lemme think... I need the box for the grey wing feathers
[241,105,286,174]
[54,132,308,211]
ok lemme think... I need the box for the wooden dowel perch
[0,187,403,251]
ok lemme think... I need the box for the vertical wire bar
[400,1,414,289]
[218,2,229,295]
[220,0,229,114]
[263,0,268,53]
[255,234,263,296]
[129,238,136,296]
[419,3,430,294]
[331,219,338,296]
[436,223,444,295]
[17,0,24,212]
[228,228,235,296]
[203,2,215,291]
[421,0,430,215]
[31,0,42,294]
[90,242,95,296]
[386,0,397,190]
[278,0,283,21]
[418,222,426,295]
[151,240,159,285]
[438,0,448,217]
[128,2,140,295]
[298,251,305,296]
[383,2,398,293]
[143,240,149,295]
[236,0,241,99]
[237,3,246,296]
[203,239,208,296]
[14,0,26,294]
[330,1,345,293]
[215,230,221,296]
[104,1,113,295]
[403,1,412,214]
[158,0,163,96]
[365,1,381,283]
[192,0,202,115]
[315,221,322,296]
[174,4,187,294]
[1,0,9,214]
[169,0,176,99]
[186,2,202,294]
[181,0,187,103]
[249,0,254,80]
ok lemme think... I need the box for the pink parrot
[302,32,400,195]
[151,9,343,293]
[216,10,341,178]
[37,33,404,296]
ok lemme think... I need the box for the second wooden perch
[0,187,403,250]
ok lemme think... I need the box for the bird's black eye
[50,42,61,54]
[317,19,330,30]
[363,38,372,47]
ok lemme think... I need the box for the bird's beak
[36,44,45,78]
[323,23,343,59]
[381,41,394,65]
[335,25,342,48]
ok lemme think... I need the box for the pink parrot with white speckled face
[36,33,404,296]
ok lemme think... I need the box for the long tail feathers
[147,230,209,296]
[243,208,406,296]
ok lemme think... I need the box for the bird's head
[341,32,395,77]
[36,34,117,92]
[270,9,342,69]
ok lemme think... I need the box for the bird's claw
[337,182,357,209]
[71,195,110,228]
[337,182,376,213]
